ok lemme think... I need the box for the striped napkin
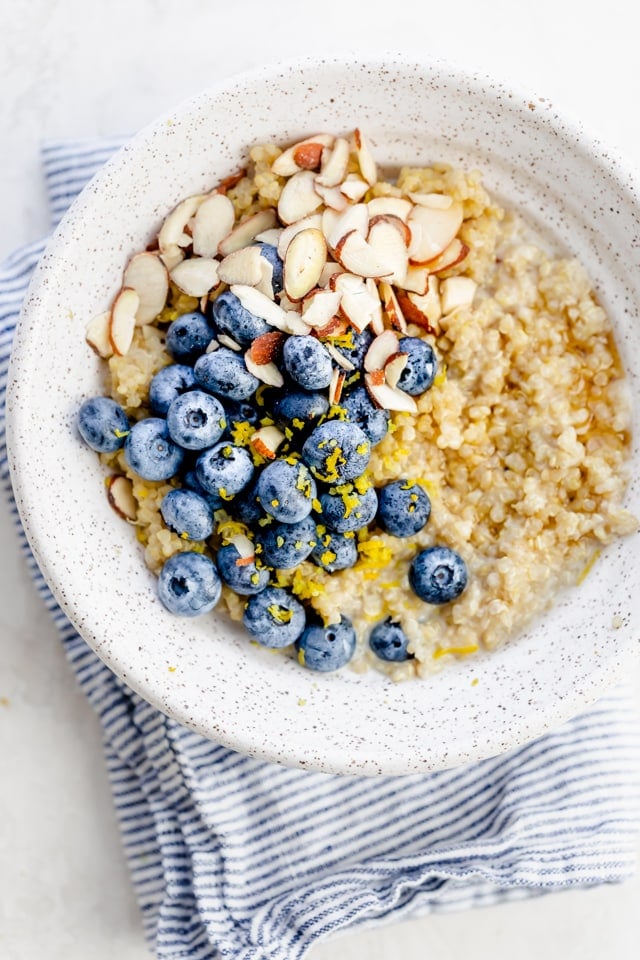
[1,141,640,960]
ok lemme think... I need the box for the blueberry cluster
[77,243,468,672]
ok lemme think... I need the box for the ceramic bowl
[6,56,640,775]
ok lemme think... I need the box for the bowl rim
[6,52,640,775]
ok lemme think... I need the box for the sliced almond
[369,213,412,247]
[230,532,255,564]
[315,315,349,339]
[159,245,184,272]
[423,237,469,274]
[408,201,464,263]
[217,333,242,352]
[334,231,393,279]
[338,274,384,332]
[339,174,370,202]
[384,352,409,389]
[397,263,430,295]
[254,227,283,246]
[277,214,323,259]
[271,134,335,177]
[324,341,356,371]
[366,217,409,285]
[408,192,454,209]
[353,128,377,186]
[293,142,325,170]
[365,278,385,334]
[244,351,284,387]
[368,369,386,386]
[250,425,286,460]
[367,197,412,221]
[277,170,323,225]
[206,338,220,353]
[158,195,206,252]
[192,193,236,257]
[231,284,289,330]
[122,252,169,325]
[109,288,139,356]
[170,258,220,297]
[255,257,275,300]
[214,168,247,195]
[315,137,350,187]
[249,331,286,365]
[325,203,369,251]
[301,288,342,328]
[364,330,401,372]
[379,281,408,333]
[218,209,278,256]
[283,227,327,301]
[396,284,439,334]
[106,475,137,522]
[278,292,303,313]
[318,263,344,288]
[328,368,347,405]
[85,311,113,358]
[218,246,264,287]
[440,276,477,315]
[314,183,348,211]
[364,374,418,413]
[282,311,313,336]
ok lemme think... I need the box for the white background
[1,0,639,957]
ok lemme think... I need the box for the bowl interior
[6,56,640,775]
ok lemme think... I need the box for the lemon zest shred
[433,644,479,660]
[577,549,601,585]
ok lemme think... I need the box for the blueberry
[283,335,333,390]
[183,469,224,512]
[331,328,373,370]
[255,243,284,294]
[256,459,317,523]
[194,348,259,401]
[124,418,185,481]
[340,386,389,446]
[148,364,198,415]
[77,396,129,453]
[377,479,431,537]
[296,616,356,672]
[160,489,213,541]
[319,483,378,533]
[166,311,214,363]
[157,551,221,617]
[223,399,261,427]
[302,421,371,483]
[233,479,265,525]
[216,543,269,595]
[211,290,271,346]
[369,619,412,662]
[397,337,438,395]
[409,546,468,604]
[273,390,329,424]
[243,586,306,647]
[166,390,227,450]
[259,516,318,569]
[196,442,254,499]
[311,530,358,572]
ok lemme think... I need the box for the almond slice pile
[86,129,478,413]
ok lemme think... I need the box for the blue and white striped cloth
[1,141,640,960]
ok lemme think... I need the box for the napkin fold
[1,140,640,960]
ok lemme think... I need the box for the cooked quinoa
[100,143,636,680]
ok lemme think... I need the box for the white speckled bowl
[6,56,640,775]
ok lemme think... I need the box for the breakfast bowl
[6,55,640,776]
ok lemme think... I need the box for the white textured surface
[0,0,639,956]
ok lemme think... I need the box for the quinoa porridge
[78,130,637,680]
